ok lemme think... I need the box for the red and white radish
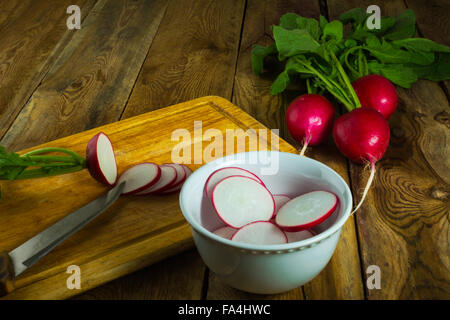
[86,132,118,186]
[160,164,193,194]
[117,163,161,195]
[352,75,398,119]
[213,226,237,240]
[333,107,390,213]
[286,94,335,156]
[205,167,264,197]
[285,229,315,243]
[275,191,338,232]
[156,163,185,193]
[212,176,275,228]
[231,221,287,245]
[136,164,177,195]
[273,194,291,215]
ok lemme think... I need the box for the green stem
[12,165,85,180]
[306,78,312,94]
[22,147,86,165]
[329,50,361,109]
[25,155,80,164]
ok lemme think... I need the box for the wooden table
[0,0,448,300]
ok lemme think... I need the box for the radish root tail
[351,161,376,215]
[299,135,311,157]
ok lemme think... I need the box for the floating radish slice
[285,230,315,243]
[212,176,275,228]
[231,221,287,245]
[205,167,264,197]
[117,163,161,195]
[273,194,291,215]
[213,226,237,240]
[86,132,118,186]
[137,165,177,195]
[275,191,338,232]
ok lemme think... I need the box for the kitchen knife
[0,182,125,296]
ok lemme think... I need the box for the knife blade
[0,182,125,296]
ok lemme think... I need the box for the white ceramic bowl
[180,151,352,294]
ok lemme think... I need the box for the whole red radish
[286,94,335,155]
[333,107,390,214]
[352,75,398,119]
[333,108,390,164]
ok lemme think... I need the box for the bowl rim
[179,151,353,251]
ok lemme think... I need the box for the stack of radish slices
[206,167,339,245]
[86,132,191,195]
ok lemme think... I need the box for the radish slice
[117,163,161,195]
[158,164,192,194]
[182,165,193,178]
[213,226,237,240]
[137,165,177,195]
[275,191,338,232]
[273,194,291,215]
[212,176,275,228]
[205,167,264,197]
[162,163,186,189]
[86,132,118,186]
[285,230,315,243]
[231,221,287,245]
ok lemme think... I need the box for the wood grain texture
[328,0,450,299]
[209,0,364,300]
[0,251,15,296]
[73,250,205,299]
[0,0,96,140]
[0,96,296,300]
[121,0,246,118]
[0,0,169,151]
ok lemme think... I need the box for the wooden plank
[85,0,246,300]
[328,0,450,299]
[0,0,96,141]
[121,0,246,118]
[405,0,450,94]
[0,96,296,299]
[0,0,169,151]
[72,250,205,300]
[206,0,364,300]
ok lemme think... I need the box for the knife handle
[0,251,15,296]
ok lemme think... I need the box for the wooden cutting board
[0,96,296,299]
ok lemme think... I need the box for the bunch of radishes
[206,167,339,245]
[86,132,191,195]
[286,75,394,213]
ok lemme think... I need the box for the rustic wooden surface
[0,0,448,300]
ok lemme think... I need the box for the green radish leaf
[279,13,300,30]
[407,52,450,81]
[365,40,434,65]
[345,39,357,48]
[319,15,328,30]
[251,44,277,75]
[392,38,450,53]
[296,16,321,40]
[322,20,343,42]
[368,62,418,88]
[339,8,366,26]
[273,26,320,59]
[270,71,290,95]
[383,9,416,40]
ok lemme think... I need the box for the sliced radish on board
[275,191,338,232]
[231,221,287,245]
[213,226,237,240]
[212,176,275,228]
[273,194,291,215]
[161,163,186,188]
[182,165,193,178]
[159,164,192,194]
[205,167,264,197]
[285,229,315,243]
[86,132,118,186]
[137,164,177,195]
[117,163,161,195]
